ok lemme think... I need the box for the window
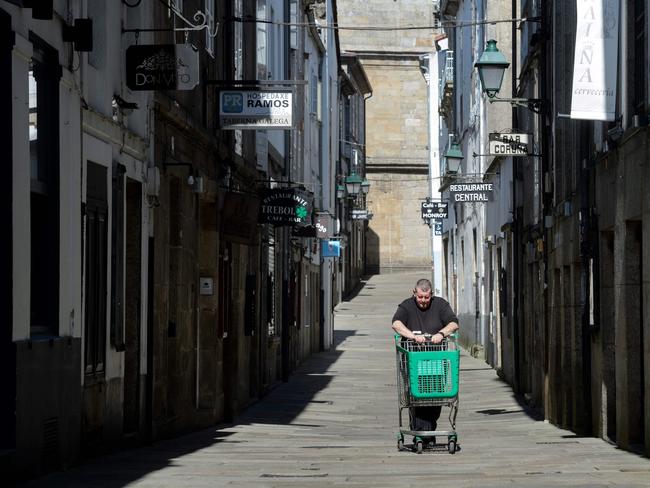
[205,0,215,57]
[168,0,183,16]
[310,72,318,115]
[233,0,243,78]
[85,162,108,376]
[29,37,60,337]
[257,0,268,79]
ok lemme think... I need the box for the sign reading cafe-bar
[449,183,494,202]
[218,89,293,130]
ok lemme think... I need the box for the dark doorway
[624,221,645,449]
[123,179,142,436]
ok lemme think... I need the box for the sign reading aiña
[258,188,311,226]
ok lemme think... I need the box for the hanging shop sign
[218,89,293,130]
[126,44,199,91]
[421,201,448,220]
[321,239,341,258]
[351,209,373,220]
[258,188,312,227]
[434,220,443,236]
[488,132,532,156]
[570,0,619,121]
[448,183,494,202]
[315,213,335,238]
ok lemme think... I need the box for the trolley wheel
[416,441,424,454]
[448,439,457,454]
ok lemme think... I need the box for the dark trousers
[409,406,442,432]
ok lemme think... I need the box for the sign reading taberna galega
[258,188,312,226]
[218,89,293,129]
[126,44,199,91]
[449,183,494,202]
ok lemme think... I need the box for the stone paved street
[23,273,650,487]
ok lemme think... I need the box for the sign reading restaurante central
[258,188,312,226]
[448,183,494,202]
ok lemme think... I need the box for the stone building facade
[337,0,436,274]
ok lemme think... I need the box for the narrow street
[23,273,650,488]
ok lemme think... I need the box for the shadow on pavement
[18,330,357,488]
[341,275,375,302]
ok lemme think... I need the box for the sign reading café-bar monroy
[218,89,293,130]
[449,183,494,202]
[421,201,448,220]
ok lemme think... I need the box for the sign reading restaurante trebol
[258,188,312,226]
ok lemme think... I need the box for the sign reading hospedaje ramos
[218,89,293,130]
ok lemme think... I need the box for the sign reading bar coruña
[126,44,199,91]
[259,188,312,227]
[488,133,532,156]
[449,183,494,202]
[218,89,293,130]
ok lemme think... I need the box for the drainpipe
[511,0,521,393]
[579,150,593,435]
[427,51,443,296]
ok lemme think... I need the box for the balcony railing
[439,50,454,120]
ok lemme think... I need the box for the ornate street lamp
[336,184,346,199]
[361,178,371,195]
[475,39,545,113]
[445,141,464,174]
[345,172,363,196]
[475,39,510,98]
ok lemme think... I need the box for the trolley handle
[394,332,458,344]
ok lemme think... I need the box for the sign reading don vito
[258,188,312,226]
[219,89,293,129]
[449,183,494,202]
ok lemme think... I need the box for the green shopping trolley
[395,334,460,454]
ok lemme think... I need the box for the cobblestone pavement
[23,272,650,487]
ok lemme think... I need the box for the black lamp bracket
[488,96,545,114]
[123,0,218,38]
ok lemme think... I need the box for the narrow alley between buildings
[21,273,650,488]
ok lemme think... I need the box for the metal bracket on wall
[122,0,219,38]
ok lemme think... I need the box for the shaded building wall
[509,0,650,457]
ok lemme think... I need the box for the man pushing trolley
[392,278,460,454]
